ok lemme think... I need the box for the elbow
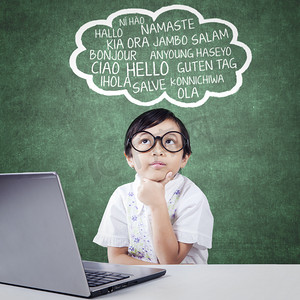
[158,255,184,265]
[108,255,117,264]
[107,246,128,264]
[108,251,125,264]
[157,245,192,264]
[108,253,127,265]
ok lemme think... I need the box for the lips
[150,161,166,169]
[150,161,166,165]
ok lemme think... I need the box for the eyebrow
[137,132,151,137]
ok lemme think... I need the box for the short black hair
[124,108,192,157]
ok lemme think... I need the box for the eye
[165,139,175,145]
[141,139,151,145]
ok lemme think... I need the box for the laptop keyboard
[85,270,130,287]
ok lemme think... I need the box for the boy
[93,108,213,264]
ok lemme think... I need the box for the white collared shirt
[93,173,214,264]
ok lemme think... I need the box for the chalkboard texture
[0,0,299,264]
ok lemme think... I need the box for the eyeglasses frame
[128,130,188,153]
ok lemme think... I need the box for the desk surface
[1,264,299,300]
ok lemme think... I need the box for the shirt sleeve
[93,188,130,247]
[173,186,214,249]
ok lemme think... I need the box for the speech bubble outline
[69,5,252,108]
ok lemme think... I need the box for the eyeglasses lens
[162,132,183,152]
[131,132,154,152]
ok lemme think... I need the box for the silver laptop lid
[0,172,90,297]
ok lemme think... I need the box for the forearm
[150,203,182,264]
[107,247,158,265]
[110,254,157,265]
[137,174,192,264]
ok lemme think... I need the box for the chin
[147,171,167,182]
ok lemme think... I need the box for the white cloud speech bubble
[69,5,252,108]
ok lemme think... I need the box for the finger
[161,171,173,186]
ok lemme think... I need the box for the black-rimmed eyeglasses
[128,131,188,153]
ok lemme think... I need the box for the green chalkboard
[0,0,299,264]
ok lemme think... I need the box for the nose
[151,139,165,156]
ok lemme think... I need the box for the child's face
[126,119,190,182]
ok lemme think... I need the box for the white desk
[1,265,299,300]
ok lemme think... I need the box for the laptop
[0,172,166,297]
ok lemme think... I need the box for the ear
[180,154,190,169]
[124,152,135,169]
